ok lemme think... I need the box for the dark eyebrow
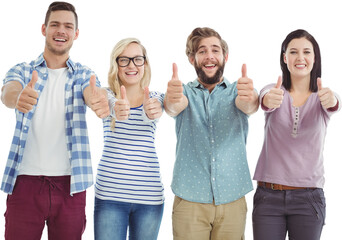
[49,21,75,27]
[289,47,312,52]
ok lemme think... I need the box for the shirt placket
[292,107,300,138]
[206,91,218,203]
[65,69,73,161]
[18,70,48,170]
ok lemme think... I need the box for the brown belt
[258,182,316,191]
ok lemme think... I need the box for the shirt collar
[33,53,76,72]
[190,77,230,89]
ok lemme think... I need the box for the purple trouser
[252,186,325,240]
[4,175,86,240]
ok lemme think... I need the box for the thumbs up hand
[236,64,256,103]
[263,76,284,109]
[317,78,338,109]
[88,75,110,118]
[166,63,184,103]
[16,70,39,113]
[164,63,189,117]
[143,86,163,120]
[114,85,130,120]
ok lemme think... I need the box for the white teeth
[296,64,306,68]
[54,38,66,42]
[126,72,137,75]
[205,64,216,67]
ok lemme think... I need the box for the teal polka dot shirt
[171,78,253,205]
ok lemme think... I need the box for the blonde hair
[108,38,151,129]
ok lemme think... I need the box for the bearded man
[164,27,259,240]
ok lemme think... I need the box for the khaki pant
[172,196,247,240]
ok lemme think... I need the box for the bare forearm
[235,91,259,115]
[164,94,188,117]
[1,82,23,108]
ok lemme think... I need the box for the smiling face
[191,36,228,85]
[283,37,315,80]
[118,43,145,87]
[42,10,79,57]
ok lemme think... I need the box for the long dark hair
[280,29,321,92]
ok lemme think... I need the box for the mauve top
[253,84,340,188]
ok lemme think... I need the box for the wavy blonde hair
[108,38,151,129]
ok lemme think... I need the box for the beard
[194,60,225,85]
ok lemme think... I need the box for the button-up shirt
[1,53,98,195]
[172,78,253,205]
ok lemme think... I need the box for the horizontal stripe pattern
[95,92,164,205]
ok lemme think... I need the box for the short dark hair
[45,1,78,29]
[186,27,229,60]
[280,29,321,92]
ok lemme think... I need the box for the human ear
[41,24,46,37]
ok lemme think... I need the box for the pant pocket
[252,187,267,214]
[306,189,326,224]
[172,196,186,213]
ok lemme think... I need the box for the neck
[124,84,144,107]
[43,49,69,69]
[290,75,311,93]
[198,77,223,93]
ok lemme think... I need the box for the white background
[0,0,341,239]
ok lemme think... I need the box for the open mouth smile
[53,38,67,42]
[125,71,138,76]
[204,64,216,69]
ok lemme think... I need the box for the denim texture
[94,197,164,240]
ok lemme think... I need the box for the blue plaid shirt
[1,54,99,195]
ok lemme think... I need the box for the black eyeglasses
[116,56,146,67]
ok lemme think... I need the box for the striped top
[95,90,165,205]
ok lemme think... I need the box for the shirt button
[212,158,215,162]
[211,139,214,143]
[213,178,215,181]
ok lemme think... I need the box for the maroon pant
[4,175,86,240]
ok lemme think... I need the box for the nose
[297,52,305,61]
[56,26,66,35]
[127,59,135,68]
[205,51,215,59]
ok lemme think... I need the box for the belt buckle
[271,183,284,191]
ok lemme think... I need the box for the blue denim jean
[94,197,164,240]
[252,186,326,240]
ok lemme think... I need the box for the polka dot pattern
[171,78,253,205]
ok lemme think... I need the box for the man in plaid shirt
[0,2,109,239]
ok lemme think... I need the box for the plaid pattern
[1,54,99,195]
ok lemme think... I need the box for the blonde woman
[94,38,164,240]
